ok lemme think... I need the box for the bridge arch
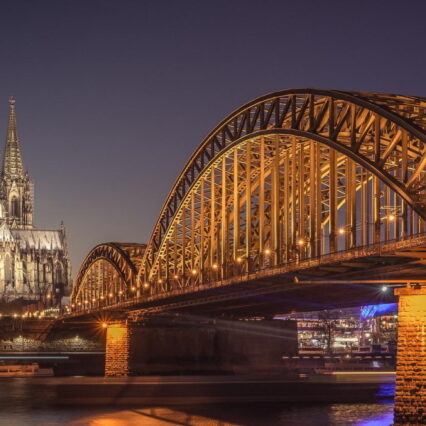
[138,88,426,293]
[71,243,145,310]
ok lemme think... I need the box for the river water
[0,378,394,426]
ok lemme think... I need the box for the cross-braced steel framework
[71,89,426,311]
[71,243,144,310]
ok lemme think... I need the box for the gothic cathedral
[0,97,70,304]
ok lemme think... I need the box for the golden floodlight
[131,286,136,292]
[173,274,179,279]
[264,248,271,255]
[143,282,150,289]
[297,239,305,246]
[338,228,345,235]
[388,214,396,221]
[158,279,163,284]
[101,322,108,329]
[191,269,197,275]
[212,263,218,270]
[236,257,243,263]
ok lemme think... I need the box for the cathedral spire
[2,96,24,179]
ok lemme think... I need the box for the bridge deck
[63,235,426,320]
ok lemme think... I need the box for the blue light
[360,303,397,319]
[355,412,394,426]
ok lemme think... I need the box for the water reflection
[0,379,394,426]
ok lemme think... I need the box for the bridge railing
[65,231,426,317]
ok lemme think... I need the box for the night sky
[0,0,425,276]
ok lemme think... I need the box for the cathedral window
[55,263,63,284]
[4,255,12,287]
[11,197,19,217]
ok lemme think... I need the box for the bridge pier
[104,317,297,377]
[105,322,135,377]
[394,285,426,425]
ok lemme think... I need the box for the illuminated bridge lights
[70,89,426,314]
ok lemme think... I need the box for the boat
[0,363,53,377]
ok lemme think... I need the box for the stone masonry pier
[394,285,426,425]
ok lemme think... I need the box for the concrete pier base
[394,285,426,425]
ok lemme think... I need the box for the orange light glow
[106,324,128,344]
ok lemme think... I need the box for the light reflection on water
[0,378,394,426]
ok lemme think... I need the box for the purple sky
[0,0,425,276]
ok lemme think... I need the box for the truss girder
[139,89,426,287]
[70,88,426,313]
[71,243,140,309]
[141,133,425,291]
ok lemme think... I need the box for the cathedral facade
[0,97,70,304]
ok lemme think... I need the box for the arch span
[138,88,426,292]
[69,88,426,312]
[71,243,145,309]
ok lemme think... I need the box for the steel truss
[71,89,426,311]
[72,243,144,309]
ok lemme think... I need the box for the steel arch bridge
[71,243,145,310]
[71,88,426,314]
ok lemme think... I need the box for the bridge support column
[105,322,134,377]
[394,285,426,425]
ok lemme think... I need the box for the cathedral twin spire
[0,97,33,229]
[2,96,25,180]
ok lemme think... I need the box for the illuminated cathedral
[0,97,70,304]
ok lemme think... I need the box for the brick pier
[394,285,426,425]
[105,322,134,377]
